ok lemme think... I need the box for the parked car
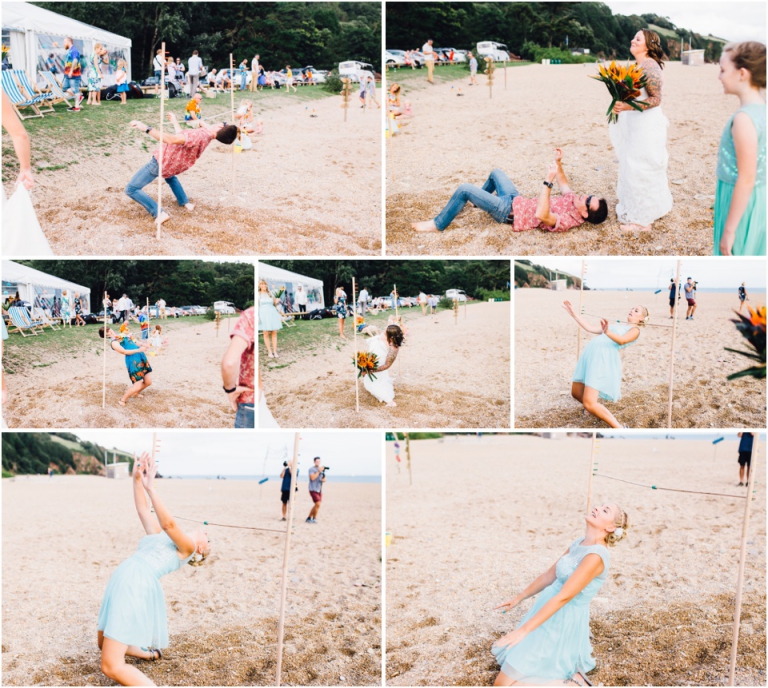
[339,60,375,84]
[190,305,208,315]
[446,289,468,302]
[477,41,511,62]
[439,47,467,62]
[385,50,406,67]
[214,301,236,314]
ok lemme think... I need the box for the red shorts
[309,490,322,503]
[686,298,696,306]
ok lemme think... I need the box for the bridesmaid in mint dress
[98,452,210,686]
[563,301,648,429]
[258,279,283,358]
[492,503,630,686]
[714,42,766,256]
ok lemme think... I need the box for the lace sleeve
[637,59,662,110]
[375,346,398,372]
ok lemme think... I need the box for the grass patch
[386,61,531,91]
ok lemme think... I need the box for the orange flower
[749,305,766,328]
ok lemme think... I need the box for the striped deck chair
[7,307,43,337]
[13,69,55,114]
[1,71,47,120]
[34,308,61,331]
[40,70,73,107]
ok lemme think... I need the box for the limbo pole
[667,259,681,427]
[504,59,507,89]
[394,284,401,375]
[230,53,235,198]
[101,290,108,408]
[577,260,586,360]
[405,431,413,486]
[586,432,598,515]
[156,41,166,241]
[728,435,759,685]
[353,277,360,413]
[276,432,300,686]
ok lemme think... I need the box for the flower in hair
[614,527,624,537]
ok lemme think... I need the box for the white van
[445,289,467,302]
[339,60,375,84]
[476,41,510,62]
[213,301,236,314]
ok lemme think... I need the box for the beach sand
[515,289,767,429]
[261,301,510,428]
[5,91,381,257]
[3,317,245,429]
[385,434,766,686]
[2,474,381,686]
[386,62,732,256]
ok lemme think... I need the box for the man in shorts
[737,432,754,486]
[468,51,478,85]
[306,456,326,524]
[279,461,299,520]
[62,37,84,112]
[668,278,679,318]
[684,277,697,320]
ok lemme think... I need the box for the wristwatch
[543,180,554,189]
[145,126,152,134]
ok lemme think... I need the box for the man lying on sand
[126,113,238,224]
[412,148,608,233]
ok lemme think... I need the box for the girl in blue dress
[99,326,153,405]
[563,301,648,428]
[98,452,210,686]
[258,279,283,358]
[492,503,630,686]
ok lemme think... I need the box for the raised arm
[132,453,161,535]
[110,340,150,356]
[535,162,559,228]
[374,345,399,372]
[129,119,186,145]
[553,148,573,194]
[140,454,196,558]
[562,301,603,334]
[636,59,662,110]
[601,320,640,345]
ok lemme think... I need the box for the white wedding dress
[259,391,280,428]
[609,86,673,225]
[362,335,395,404]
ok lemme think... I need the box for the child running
[563,301,649,428]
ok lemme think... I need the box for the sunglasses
[585,195,594,210]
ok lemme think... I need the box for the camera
[321,466,330,479]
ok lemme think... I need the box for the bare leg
[582,386,621,428]
[571,382,585,403]
[493,670,517,686]
[310,502,321,519]
[271,331,278,355]
[262,331,274,356]
[120,380,146,405]
[101,637,155,686]
[282,502,287,518]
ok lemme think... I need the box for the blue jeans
[240,73,247,90]
[61,76,81,94]
[433,169,519,231]
[235,403,254,428]
[125,157,189,218]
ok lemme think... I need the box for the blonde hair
[605,505,630,547]
[258,280,268,292]
[187,550,209,566]
[724,41,766,89]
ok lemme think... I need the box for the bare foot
[340,335,347,340]
[386,401,397,407]
[185,202,195,212]
[156,211,171,225]
[118,400,127,406]
[620,222,652,232]
[411,220,439,233]
[137,393,144,398]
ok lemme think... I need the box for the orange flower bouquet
[591,61,648,124]
[726,305,766,380]
[354,350,379,380]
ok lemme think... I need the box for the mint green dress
[713,103,766,256]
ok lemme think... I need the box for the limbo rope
[581,311,674,329]
[595,473,747,499]
[173,514,287,533]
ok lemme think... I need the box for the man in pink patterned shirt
[125,113,238,224]
[412,148,608,234]
[221,306,255,428]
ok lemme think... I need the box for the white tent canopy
[258,262,325,310]
[2,2,132,84]
[2,260,91,312]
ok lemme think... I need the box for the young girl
[284,66,297,93]
[149,324,165,350]
[492,503,629,686]
[99,325,153,405]
[235,100,264,135]
[97,452,210,686]
[258,279,282,358]
[115,59,129,105]
[563,301,648,428]
[362,324,404,407]
[334,287,348,339]
[714,41,766,256]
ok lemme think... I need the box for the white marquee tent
[2,2,132,85]
[257,262,325,311]
[2,260,91,313]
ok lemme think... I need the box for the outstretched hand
[493,598,519,613]
[138,451,157,492]
[494,627,527,650]
[553,147,563,163]
[600,318,610,333]
[129,120,147,131]
[562,300,575,318]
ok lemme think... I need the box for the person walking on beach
[221,306,255,428]
[737,432,754,486]
[668,278,679,318]
[295,285,307,314]
[62,37,84,112]
[738,282,749,312]
[250,54,260,92]
[280,461,299,520]
[419,291,428,315]
[492,504,629,685]
[423,39,435,84]
[684,277,697,320]
[97,452,210,686]
[306,457,326,524]
[468,51,478,86]
[358,286,369,316]
[187,50,203,97]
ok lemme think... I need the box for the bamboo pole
[405,432,413,486]
[230,53,235,198]
[577,260,586,360]
[101,290,107,408]
[394,284,401,376]
[353,277,360,413]
[276,432,300,686]
[728,435,759,685]
[586,432,597,515]
[504,59,507,89]
[453,298,458,325]
[667,260,681,427]
[156,41,165,241]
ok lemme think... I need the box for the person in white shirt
[250,54,260,92]
[418,291,428,316]
[358,287,369,316]
[295,285,308,313]
[188,50,203,97]
[153,49,165,81]
[422,39,435,84]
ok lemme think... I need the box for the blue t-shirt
[281,467,298,491]
[739,433,755,453]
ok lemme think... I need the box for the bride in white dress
[609,29,674,232]
[362,324,404,407]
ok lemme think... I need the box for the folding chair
[1,71,47,120]
[7,307,43,336]
[12,69,55,114]
[40,70,73,107]
[34,308,61,331]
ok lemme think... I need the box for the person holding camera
[306,457,327,524]
[279,461,299,521]
[684,277,697,320]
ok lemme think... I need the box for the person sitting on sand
[235,100,264,134]
[126,113,238,224]
[563,301,648,428]
[99,326,153,406]
[412,148,608,234]
[184,92,203,127]
[97,452,210,686]
[492,503,629,686]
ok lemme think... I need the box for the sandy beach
[261,301,510,428]
[515,289,767,429]
[385,434,766,686]
[3,317,243,429]
[2,474,381,686]
[386,62,733,256]
[4,91,381,256]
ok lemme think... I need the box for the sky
[605,1,766,43]
[75,431,382,477]
[524,257,766,290]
